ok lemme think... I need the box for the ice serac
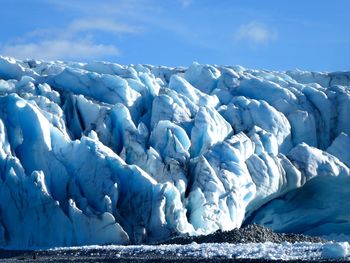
[249,144,350,236]
[0,55,349,248]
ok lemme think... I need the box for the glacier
[0,56,349,248]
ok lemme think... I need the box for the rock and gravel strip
[158,224,325,245]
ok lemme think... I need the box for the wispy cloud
[0,39,119,61]
[68,19,141,35]
[180,0,193,7]
[0,0,204,61]
[234,21,277,45]
[0,0,152,61]
[25,18,141,40]
[46,0,159,19]
[0,16,140,60]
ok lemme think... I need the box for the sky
[0,0,349,71]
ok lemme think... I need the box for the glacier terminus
[0,56,349,248]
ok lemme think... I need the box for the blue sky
[0,0,349,71]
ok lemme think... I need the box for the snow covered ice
[0,55,349,248]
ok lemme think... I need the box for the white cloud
[235,21,277,45]
[0,40,119,61]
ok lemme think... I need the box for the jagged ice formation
[0,56,349,248]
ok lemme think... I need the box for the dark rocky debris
[158,224,325,245]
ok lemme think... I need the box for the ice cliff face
[0,56,349,248]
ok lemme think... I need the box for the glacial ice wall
[0,56,349,248]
